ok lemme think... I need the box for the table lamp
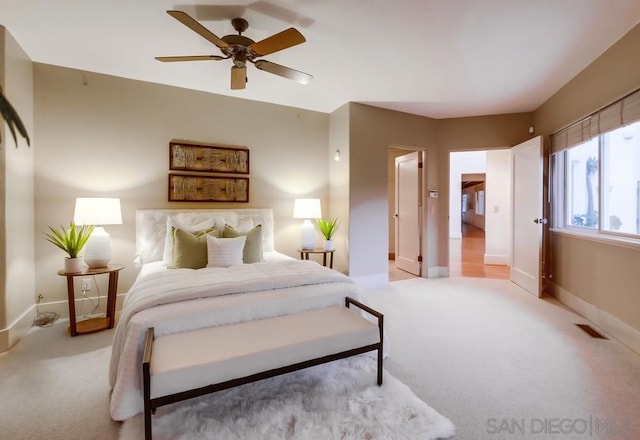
[73,197,122,268]
[293,198,322,249]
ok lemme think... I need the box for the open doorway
[449,151,510,279]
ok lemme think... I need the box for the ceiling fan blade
[167,10,229,49]
[155,55,225,62]
[249,28,306,56]
[254,60,312,85]
[231,66,247,90]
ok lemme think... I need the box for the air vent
[575,324,608,339]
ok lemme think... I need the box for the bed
[109,208,364,421]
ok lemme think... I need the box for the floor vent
[576,324,608,339]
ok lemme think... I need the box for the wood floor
[449,223,509,279]
[389,223,509,280]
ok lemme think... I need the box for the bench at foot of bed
[142,296,384,440]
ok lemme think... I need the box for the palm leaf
[0,87,31,147]
[316,217,340,240]
[44,223,95,258]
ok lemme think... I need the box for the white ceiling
[2,0,640,119]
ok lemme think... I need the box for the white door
[511,136,544,297]
[395,151,421,276]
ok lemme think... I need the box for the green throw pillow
[222,224,263,263]
[169,226,220,269]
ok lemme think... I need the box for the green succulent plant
[44,223,95,258]
[316,217,340,240]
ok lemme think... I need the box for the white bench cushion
[150,306,380,399]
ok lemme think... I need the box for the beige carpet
[1,277,640,439]
[365,277,640,439]
[0,322,119,439]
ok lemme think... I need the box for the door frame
[388,146,427,278]
[448,150,509,274]
[395,151,422,276]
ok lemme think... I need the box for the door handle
[393,214,399,218]
[533,218,548,224]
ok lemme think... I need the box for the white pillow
[162,217,216,265]
[206,235,246,268]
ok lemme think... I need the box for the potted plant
[44,222,94,273]
[316,217,339,251]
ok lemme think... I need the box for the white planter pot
[323,239,335,251]
[64,257,84,274]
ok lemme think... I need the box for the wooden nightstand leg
[66,276,78,336]
[107,271,119,329]
[322,253,327,266]
[329,252,334,269]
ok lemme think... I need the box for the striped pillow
[206,235,246,268]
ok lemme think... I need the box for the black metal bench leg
[144,405,152,440]
[377,345,383,386]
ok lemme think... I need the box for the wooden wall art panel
[168,174,249,202]
[170,142,249,174]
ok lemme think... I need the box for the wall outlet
[81,278,92,291]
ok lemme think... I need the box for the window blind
[551,87,640,152]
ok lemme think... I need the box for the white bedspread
[109,259,362,421]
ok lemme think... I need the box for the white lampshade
[293,199,322,250]
[74,198,122,226]
[74,198,122,268]
[293,198,322,220]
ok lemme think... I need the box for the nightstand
[57,264,124,336]
[298,248,334,268]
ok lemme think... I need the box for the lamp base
[300,219,316,249]
[84,227,112,268]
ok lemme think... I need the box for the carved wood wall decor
[168,174,249,202]
[170,142,249,174]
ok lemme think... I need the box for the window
[475,190,485,216]
[566,138,599,229]
[551,119,640,238]
[601,123,640,235]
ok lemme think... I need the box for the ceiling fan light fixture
[158,11,312,90]
[231,65,247,90]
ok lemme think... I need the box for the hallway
[449,223,509,279]
[389,223,509,281]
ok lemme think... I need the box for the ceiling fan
[156,10,312,90]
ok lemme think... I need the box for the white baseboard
[427,266,449,278]
[483,254,509,265]
[36,293,128,319]
[0,305,36,353]
[551,282,640,356]
[1,293,129,353]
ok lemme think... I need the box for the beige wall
[534,22,640,333]
[328,104,350,273]
[536,23,640,141]
[0,27,35,351]
[343,104,532,283]
[347,103,436,284]
[33,64,330,304]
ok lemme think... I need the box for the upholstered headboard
[136,208,275,265]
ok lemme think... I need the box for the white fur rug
[119,354,455,440]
